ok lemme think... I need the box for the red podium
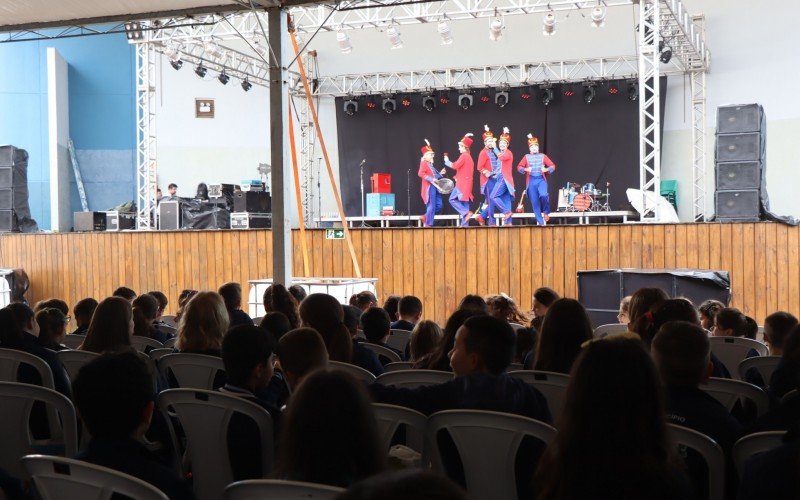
[370,173,392,193]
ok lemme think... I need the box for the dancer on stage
[517,134,556,225]
[418,139,444,227]
[475,125,500,226]
[490,127,515,225]
[443,133,475,227]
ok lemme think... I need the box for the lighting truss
[638,0,661,222]
[135,41,158,230]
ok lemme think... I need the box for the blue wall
[0,30,136,230]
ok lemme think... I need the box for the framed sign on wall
[195,99,215,118]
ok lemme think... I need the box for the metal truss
[135,40,158,230]
[297,52,319,226]
[690,15,707,222]
[637,0,660,222]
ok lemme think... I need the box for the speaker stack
[0,145,38,233]
[715,104,765,221]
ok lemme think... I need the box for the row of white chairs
[62,334,177,351]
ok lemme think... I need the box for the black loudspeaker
[159,201,181,230]
[0,188,11,210]
[716,161,761,190]
[0,145,36,233]
[716,133,762,162]
[233,191,271,213]
[0,210,17,232]
[74,212,106,231]
[717,104,765,134]
[0,167,11,188]
[715,190,760,220]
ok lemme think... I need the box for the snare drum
[582,183,596,194]
[572,193,592,212]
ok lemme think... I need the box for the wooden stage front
[1,222,798,325]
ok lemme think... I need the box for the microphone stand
[360,160,367,227]
[407,168,412,227]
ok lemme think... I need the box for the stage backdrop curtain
[335,80,667,217]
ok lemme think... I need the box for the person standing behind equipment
[475,125,499,226]
[418,139,444,228]
[443,133,475,227]
[517,134,556,225]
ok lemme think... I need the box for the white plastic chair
[508,363,524,371]
[61,335,86,349]
[372,403,428,458]
[508,370,570,422]
[224,479,343,500]
[148,348,175,364]
[732,431,786,476]
[161,315,178,328]
[158,353,225,390]
[383,361,414,372]
[0,348,55,389]
[158,389,273,500]
[387,329,412,352]
[509,322,526,332]
[781,388,799,404]
[362,343,402,363]
[593,323,628,338]
[328,360,377,384]
[130,336,164,352]
[22,454,168,500]
[667,424,726,500]
[738,356,781,384]
[0,382,77,477]
[709,337,769,380]
[163,337,178,348]
[427,409,556,500]
[252,317,264,326]
[700,377,770,417]
[56,350,99,382]
[375,369,453,389]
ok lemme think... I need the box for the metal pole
[637,0,661,222]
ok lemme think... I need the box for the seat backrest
[362,343,402,363]
[667,424,725,500]
[427,409,556,500]
[375,369,453,389]
[328,361,377,384]
[709,337,769,380]
[224,479,343,500]
[509,323,526,333]
[130,336,164,352]
[0,383,77,478]
[737,356,781,384]
[56,350,100,382]
[507,370,570,422]
[158,353,225,390]
[700,377,770,417]
[61,335,86,350]
[158,389,273,500]
[372,403,428,458]
[163,337,177,348]
[593,323,628,338]
[383,361,414,372]
[161,315,177,328]
[732,431,786,477]
[386,330,412,352]
[22,454,168,500]
[0,348,55,389]
[508,363,524,372]
[148,348,175,363]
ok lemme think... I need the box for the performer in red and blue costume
[418,139,444,227]
[443,133,475,227]
[490,127,515,225]
[475,125,499,226]
[517,134,556,225]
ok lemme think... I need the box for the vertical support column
[135,39,157,230]
[638,0,661,221]
[298,51,318,226]
[690,14,707,222]
[269,8,293,285]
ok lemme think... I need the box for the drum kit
[557,181,611,212]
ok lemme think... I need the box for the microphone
[359,159,366,166]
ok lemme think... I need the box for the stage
[315,210,639,228]
[0,222,797,326]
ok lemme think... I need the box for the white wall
[156,0,800,221]
[47,48,71,232]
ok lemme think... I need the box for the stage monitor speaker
[717,104,765,134]
[716,133,762,162]
[715,190,760,220]
[716,161,761,190]
[578,269,731,327]
[233,191,271,213]
[0,188,11,210]
[74,212,106,231]
[159,201,181,230]
[0,210,17,232]
[0,167,11,188]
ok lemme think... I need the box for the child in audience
[132,293,168,343]
[767,325,800,401]
[288,284,307,304]
[532,298,593,373]
[299,293,354,364]
[486,294,529,325]
[698,299,725,331]
[218,282,254,328]
[617,296,631,324]
[112,286,137,302]
[73,351,193,499]
[79,297,134,353]
[71,297,98,336]
[33,298,69,315]
[263,284,301,329]
[34,307,69,351]
[361,307,404,363]
[627,287,669,332]
[342,305,384,376]
[382,295,401,322]
[413,309,476,371]
[258,312,292,342]
[533,335,691,499]
[743,316,759,340]
[275,370,386,488]
[174,289,198,323]
[276,327,329,392]
[390,295,423,331]
[530,287,559,332]
[175,291,229,356]
[457,294,488,315]
[409,320,443,362]
[351,291,379,312]
[763,311,799,356]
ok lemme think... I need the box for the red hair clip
[644,311,654,323]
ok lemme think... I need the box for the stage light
[660,47,673,64]
[539,86,554,106]
[401,96,412,108]
[489,17,503,41]
[241,78,252,92]
[337,31,352,54]
[422,94,436,112]
[439,91,450,105]
[495,90,509,108]
[583,83,597,104]
[438,20,453,45]
[170,59,183,71]
[479,90,491,103]
[458,91,473,109]
[627,81,639,101]
[590,6,606,28]
[520,87,532,100]
[386,26,403,50]
[543,13,556,36]
[344,98,359,116]
[218,71,230,85]
[382,95,397,114]
[203,40,223,59]
[124,22,143,41]
[366,97,377,110]
[562,86,575,97]
[194,63,208,78]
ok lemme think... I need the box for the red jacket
[517,153,556,187]
[418,160,439,204]
[497,148,514,193]
[477,148,493,192]
[448,152,474,202]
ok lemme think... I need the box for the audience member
[712,307,747,337]
[533,335,691,499]
[737,435,800,500]
[34,307,68,351]
[351,291,378,312]
[532,298,593,374]
[343,305,384,376]
[337,470,466,500]
[259,312,292,342]
[514,326,536,365]
[73,351,193,499]
[486,294,529,324]
[113,286,137,302]
[361,307,403,362]
[617,295,632,324]
[263,283,301,329]
[276,327,329,391]
[743,315,759,340]
[33,298,69,315]
[299,293,354,364]
[768,325,800,401]
[275,370,386,487]
[132,293,168,343]
[627,287,669,332]
[457,294,488,315]
[174,289,198,322]
[147,290,169,320]
[382,295,401,322]
[391,295,423,331]
[79,297,134,353]
[218,282,253,328]
[409,320,443,362]
[698,299,725,331]
[414,309,476,371]
[288,284,307,304]
[531,287,559,332]
[71,297,98,336]
[175,291,229,356]
[763,311,799,356]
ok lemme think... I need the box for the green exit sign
[325,229,345,240]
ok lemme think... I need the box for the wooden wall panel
[1,223,799,326]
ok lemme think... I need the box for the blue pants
[479,177,498,225]
[527,177,550,225]
[424,185,442,227]
[449,189,471,226]
[490,180,514,220]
